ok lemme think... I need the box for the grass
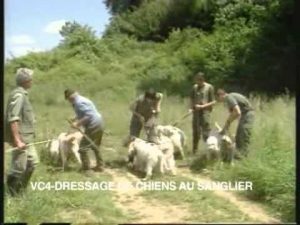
[4,164,129,224]
[209,95,295,222]
[3,84,296,223]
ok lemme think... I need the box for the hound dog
[48,131,83,168]
[127,137,166,180]
[205,123,235,166]
[151,125,186,159]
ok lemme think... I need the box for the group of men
[4,68,105,196]
[128,72,255,158]
[189,72,254,156]
[4,68,254,197]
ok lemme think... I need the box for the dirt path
[178,167,281,224]
[105,168,192,223]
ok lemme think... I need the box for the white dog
[155,135,177,176]
[205,134,220,161]
[48,131,83,168]
[205,123,235,166]
[127,137,166,180]
[220,135,235,166]
[151,125,186,159]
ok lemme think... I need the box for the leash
[66,119,101,152]
[5,139,53,153]
[172,110,193,126]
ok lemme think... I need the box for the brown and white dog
[47,131,83,168]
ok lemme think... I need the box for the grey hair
[16,68,34,86]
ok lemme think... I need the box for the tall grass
[209,95,295,222]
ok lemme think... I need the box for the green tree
[103,0,145,14]
[59,21,99,62]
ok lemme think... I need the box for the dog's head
[206,136,219,152]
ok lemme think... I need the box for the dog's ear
[130,136,136,142]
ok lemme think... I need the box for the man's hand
[71,121,79,129]
[220,122,230,135]
[152,109,160,115]
[188,109,194,114]
[14,140,26,150]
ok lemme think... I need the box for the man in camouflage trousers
[5,68,39,196]
[216,88,255,157]
[189,72,216,154]
[128,88,163,142]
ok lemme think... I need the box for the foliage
[59,21,99,63]
[103,0,145,15]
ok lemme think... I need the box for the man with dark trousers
[65,89,105,175]
[189,72,216,154]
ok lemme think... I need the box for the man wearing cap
[128,88,163,142]
[216,88,255,157]
[189,72,216,154]
[5,68,39,196]
[64,89,104,174]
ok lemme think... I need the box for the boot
[6,175,23,197]
[79,152,94,176]
[80,152,90,170]
[21,166,35,192]
[192,140,199,155]
[93,150,104,172]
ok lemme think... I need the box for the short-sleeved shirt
[190,82,215,111]
[72,95,104,130]
[224,93,253,115]
[134,93,162,120]
[5,86,35,144]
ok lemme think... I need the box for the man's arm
[194,85,216,110]
[71,101,91,128]
[129,98,144,122]
[196,100,216,110]
[189,88,195,113]
[221,105,241,133]
[7,92,26,149]
[153,93,163,113]
[72,116,89,128]
[10,121,26,149]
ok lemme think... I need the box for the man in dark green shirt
[128,88,163,142]
[5,68,39,196]
[189,72,216,154]
[216,88,255,157]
